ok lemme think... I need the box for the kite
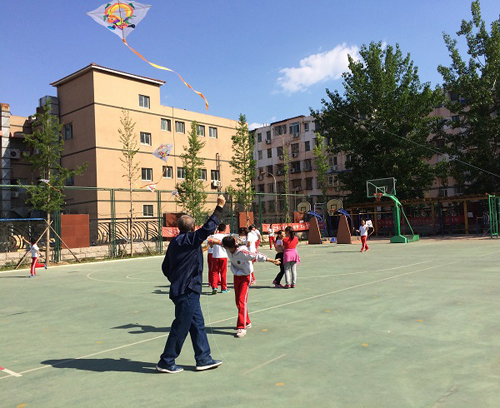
[153,144,173,163]
[87,2,209,109]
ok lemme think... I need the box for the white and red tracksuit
[359,225,369,252]
[268,226,275,249]
[209,233,228,291]
[207,245,214,286]
[227,247,268,329]
[30,243,39,276]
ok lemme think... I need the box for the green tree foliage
[176,121,207,224]
[228,114,256,225]
[313,132,330,201]
[437,0,500,194]
[22,99,86,213]
[118,110,139,256]
[312,42,443,203]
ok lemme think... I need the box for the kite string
[122,39,209,110]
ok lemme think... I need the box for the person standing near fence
[283,226,300,289]
[156,195,225,374]
[268,223,276,249]
[22,237,44,277]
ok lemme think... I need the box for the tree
[22,98,87,263]
[118,110,140,257]
[313,132,330,202]
[437,0,500,194]
[228,114,256,226]
[312,42,443,203]
[176,121,207,224]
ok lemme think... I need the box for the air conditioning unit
[278,155,284,160]
[265,139,272,144]
[292,133,300,138]
[10,149,21,159]
[292,152,299,158]
[211,180,221,188]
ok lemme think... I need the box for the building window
[267,165,273,174]
[304,122,309,132]
[141,168,153,181]
[451,115,460,123]
[143,205,154,217]
[199,169,207,180]
[257,133,262,142]
[258,184,265,193]
[139,95,150,108]
[266,131,271,141]
[292,179,302,189]
[140,132,152,146]
[176,121,185,133]
[277,146,283,156]
[291,161,301,173]
[177,167,186,179]
[162,166,173,178]
[197,125,205,137]
[211,170,220,181]
[161,118,171,131]
[289,122,300,135]
[209,127,218,138]
[258,150,263,160]
[64,124,73,140]
[267,183,275,193]
[267,148,272,158]
[291,143,299,154]
[303,159,312,171]
[305,141,311,151]
[66,174,74,186]
[305,178,313,190]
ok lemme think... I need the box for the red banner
[262,222,310,233]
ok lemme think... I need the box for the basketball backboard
[297,201,312,213]
[326,199,343,216]
[366,177,396,198]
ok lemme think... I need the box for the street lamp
[260,171,278,222]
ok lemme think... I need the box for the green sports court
[1,238,500,407]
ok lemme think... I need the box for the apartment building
[253,115,349,218]
[2,63,239,219]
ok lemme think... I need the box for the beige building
[2,63,239,220]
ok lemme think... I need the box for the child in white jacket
[210,235,280,338]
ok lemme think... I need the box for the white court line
[0,254,164,275]
[301,260,430,279]
[242,354,286,375]
[0,366,22,377]
[0,260,451,381]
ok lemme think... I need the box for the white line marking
[0,366,22,377]
[242,354,286,375]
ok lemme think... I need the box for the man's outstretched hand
[217,194,226,208]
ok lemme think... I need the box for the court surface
[1,238,500,407]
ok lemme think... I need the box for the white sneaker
[245,323,252,329]
[235,329,247,338]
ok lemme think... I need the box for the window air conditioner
[10,149,21,159]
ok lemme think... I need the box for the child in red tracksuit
[210,236,280,338]
[356,220,372,252]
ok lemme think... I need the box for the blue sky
[1,1,499,129]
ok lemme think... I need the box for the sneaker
[283,284,290,289]
[196,359,223,371]
[291,284,296,288]
[245,323,252,329]
[235,329,247,338]
[156,364,184,374]
[274,284,283,288]
[221,289,230,293]
[272,280,278,285]
[211,288,217,295]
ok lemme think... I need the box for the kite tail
[123,39,209,110]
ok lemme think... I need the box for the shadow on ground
[40,358,157,374]
[111,323,235,336]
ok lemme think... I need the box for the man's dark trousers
[159,290,211,366]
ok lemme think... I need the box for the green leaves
[313,42,441,202]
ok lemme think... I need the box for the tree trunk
[46,212,51,266]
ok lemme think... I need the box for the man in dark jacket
[156,195,225,374]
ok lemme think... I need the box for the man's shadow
[41,357,156,374]
[111,323,234,336]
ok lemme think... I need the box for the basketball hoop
[374,192,383,202]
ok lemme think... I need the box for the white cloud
[277,43,360,94]
[249,122,264,131]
